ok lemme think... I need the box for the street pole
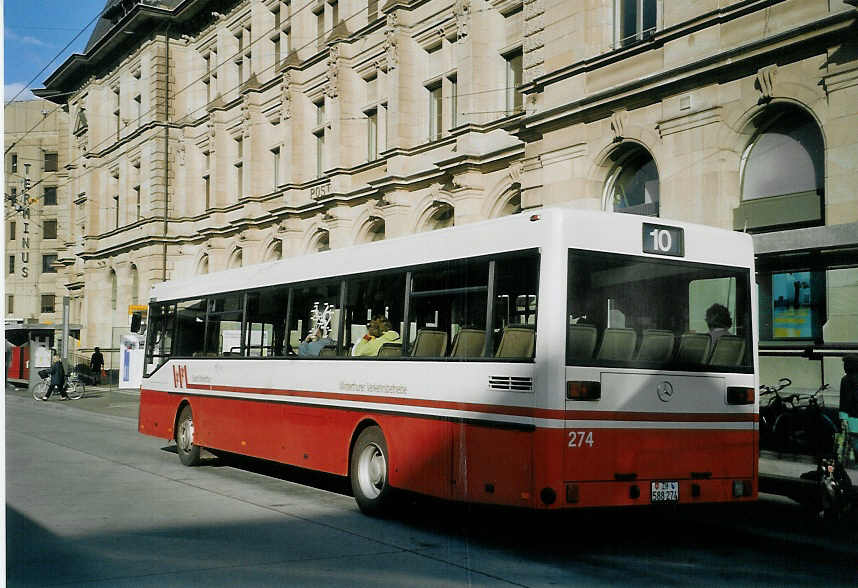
[62,296,70,364]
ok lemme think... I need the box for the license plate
[650,481,679,503]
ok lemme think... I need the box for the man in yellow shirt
[353,317,400,356]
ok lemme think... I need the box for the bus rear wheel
[350,426,391,515]
[176,405,201,466]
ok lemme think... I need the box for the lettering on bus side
[173,364,188,389]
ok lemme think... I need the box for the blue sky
[4,0,107,102]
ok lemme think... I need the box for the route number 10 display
[642,223,684,257]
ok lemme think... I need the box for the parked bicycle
[759,378,836,456]
[32,369,85,401]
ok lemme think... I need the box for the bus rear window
[566,251,752,372]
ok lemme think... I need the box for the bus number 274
[568,431,594,448]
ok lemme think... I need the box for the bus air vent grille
[489,376,533,392]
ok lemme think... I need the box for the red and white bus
[139,208,758,514]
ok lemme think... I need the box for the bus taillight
[726,386,754,405]
[566,381,601,401]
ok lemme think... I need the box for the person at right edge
[839,354,858,462]
[42,349,68,401]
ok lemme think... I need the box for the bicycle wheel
[66,380,84,400]
[32,379,48,401]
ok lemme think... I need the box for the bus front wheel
[176,405,201,466]
[350,426,391,515]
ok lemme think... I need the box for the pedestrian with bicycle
[41,349,68,401]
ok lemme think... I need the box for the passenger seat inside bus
[411,329,448,357]
[495,326,536,359]
[451,329,486,358]
[635,329,675,362]
[378,343,403,357]
[675,333,711,364]
[708,335,745,366]
[567,324,598,360]
[596,328,637,361]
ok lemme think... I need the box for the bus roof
[148,208,753,302]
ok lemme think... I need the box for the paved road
[6,387,858,586]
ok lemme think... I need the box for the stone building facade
[4,100,71,327]
[36,0,858,388]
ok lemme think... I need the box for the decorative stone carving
[176,136,186,166]
[610,110,629,142]
[454,0,471,39]
[756,65,778,102]
[326,44,340,98]
[384,13,399,70]
[241,99,252,138]
[508,161,522,184]
[281,71,291,119]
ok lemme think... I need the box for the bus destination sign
[642,223,684,257]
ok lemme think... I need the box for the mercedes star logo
[656,381,674,402]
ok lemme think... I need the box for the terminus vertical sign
[19,206,31,277]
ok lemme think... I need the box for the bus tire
[176,405,201,466]
[350,426,391,516]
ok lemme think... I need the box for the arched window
[604,144,659,217]
[196,254,209,275]
[424,202,454,231]
[264,240,283,262]
[742,107,823,201]
[497,189,521,218]
[110,270,117,311]
[362,217,385,243]
[130,264,139,305]
[227,248,243,269]
[738,106,824,231]
[314,230,330,252]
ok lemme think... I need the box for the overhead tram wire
[22,2,527,219]
[4,4,115,108]
[24,0,376,203]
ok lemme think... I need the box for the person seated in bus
[297,327,334,357]
[705,303,732,346]
[354,316,400,357]
[352,318,381,356]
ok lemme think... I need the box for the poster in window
[772,271,813,338]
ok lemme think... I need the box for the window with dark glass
[44,152,58,172]
[173,298,207,357]
[566,251,753,372]
[204,294,244,356]
[41,294,56,313]
[344,271,406,355]
[244,286,290,357]
[43,220,57,240]
[145,302,176,372]
[42,254,57,274]
[617,0,656,47]
[43,186,57,205]
[289,281,342,355]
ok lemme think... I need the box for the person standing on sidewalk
[90,347,104,385]
[42,350,68,401]
[839,354,858,459]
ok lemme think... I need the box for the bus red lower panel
[138,389,536,505]
[562,428,755,482]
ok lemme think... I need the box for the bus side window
[492,252,539,358]
[344,271,406,357]
[409,258,489,358]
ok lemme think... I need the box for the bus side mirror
[130,312,143,334]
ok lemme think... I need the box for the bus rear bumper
[550,478,757,509]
